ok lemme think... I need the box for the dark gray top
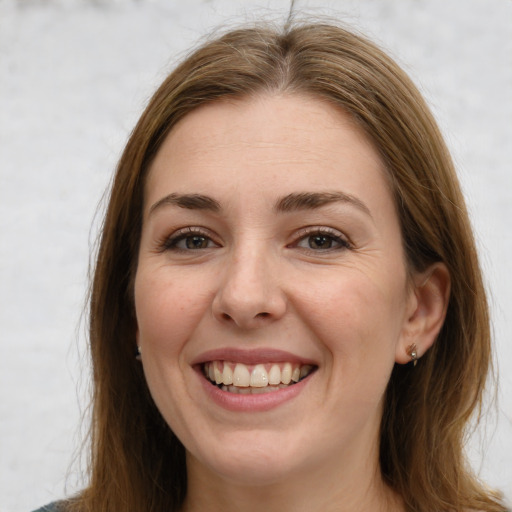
[32,503,61,512]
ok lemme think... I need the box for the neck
[181,440,404,512]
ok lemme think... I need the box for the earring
[407,343,418,367]
[136,346,142,361]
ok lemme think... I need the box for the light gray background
[1,1,511,510]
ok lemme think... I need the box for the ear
[395,262,451,364]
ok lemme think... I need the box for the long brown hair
[69,22,506,512]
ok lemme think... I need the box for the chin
[187,431,310,486]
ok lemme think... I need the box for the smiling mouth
[203,361,316,394]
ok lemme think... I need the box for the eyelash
[159,226,351,253]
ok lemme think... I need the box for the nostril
[221,312,269,321]
[218,310,271,325]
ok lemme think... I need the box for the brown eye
[184,235,210,249]
[294,229,350,252]
[308,234,335,250]
[163,228,220,251]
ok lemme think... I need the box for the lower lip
[197,369,312,412]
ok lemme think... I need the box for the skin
[134,94,449,512]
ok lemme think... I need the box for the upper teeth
[204,361,314,388]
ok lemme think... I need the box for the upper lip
[191,348,318,366]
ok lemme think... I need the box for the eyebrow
[148,191,371,218]
[274,191,372,217]
[149,193,221,216]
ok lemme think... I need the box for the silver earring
[136,346,142,361]
[407,343,418,367]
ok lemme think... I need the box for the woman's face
[134,94,417,485]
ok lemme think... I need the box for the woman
[36,22,508,512]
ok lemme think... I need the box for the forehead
[154,93,381,160]
[146,93,392,214]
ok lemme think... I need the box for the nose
[212,244,287,329]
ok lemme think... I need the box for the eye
[293,227,351,252]
[161,228,220,251]
[175,235,214,250]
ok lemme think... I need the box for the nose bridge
[213,236,286,327]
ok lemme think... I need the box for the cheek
[292,268,406,371]
[134,269,212,355]
[134,270,212,431]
